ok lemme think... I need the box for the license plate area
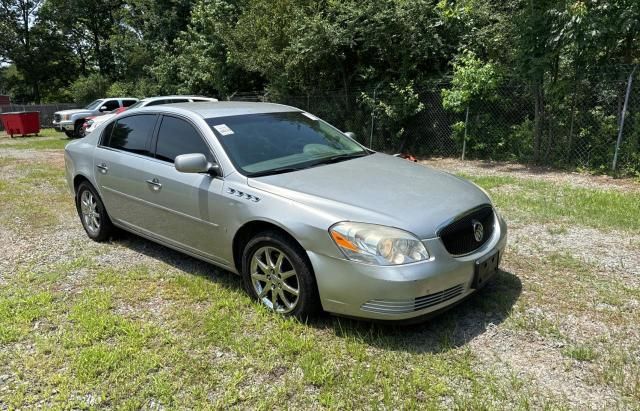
[473,250,499,289]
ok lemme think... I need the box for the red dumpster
[0,111,40,138]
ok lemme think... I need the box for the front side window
[106,114,157,156]
[206,112,368,176]
[155,116,211,163]
[101,100,120,111]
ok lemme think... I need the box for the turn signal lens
[329,222,430,266]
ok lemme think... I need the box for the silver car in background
[83,96,219,136]
[64,102,507,321]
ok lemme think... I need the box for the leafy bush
[69,74,110,105]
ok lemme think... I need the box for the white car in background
[83,96,218,136]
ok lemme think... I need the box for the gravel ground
[421,157,640,192]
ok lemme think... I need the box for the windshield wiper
[308,151,371,167]
[249,151,371,177]
[249,166,305,177]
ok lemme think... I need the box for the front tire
[64,130,75,138]
[242,231,321,320]
[73,121,84,138]
[75,181,114,242]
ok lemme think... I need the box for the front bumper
[53,120,74,131]
[309,213,508,321]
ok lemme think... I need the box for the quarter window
[155,116,211,163]
[107,114,157,156]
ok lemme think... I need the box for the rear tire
[75,181,114,242]
[241,230,321,320]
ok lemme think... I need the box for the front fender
[70,111,94,122]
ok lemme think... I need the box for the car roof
[136,101,300,119]
[139,95,217,102]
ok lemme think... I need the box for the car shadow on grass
[311,269,522,354]
[114,232,521,354]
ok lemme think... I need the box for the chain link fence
[233,67,640,176]
[2,67,638,175]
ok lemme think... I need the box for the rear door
[93,114,160,232]
[138,115,228,263]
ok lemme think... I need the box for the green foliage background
[0,0,639,173]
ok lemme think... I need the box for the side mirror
[344,131,356,139]
[175,153,221,176]
[99,105,108,112]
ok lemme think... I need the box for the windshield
[84,99,103,110]
[207,112,369,176]
[127,100,146,109]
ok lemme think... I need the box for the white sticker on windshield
[301,112,319,121]
[213,124,234,135]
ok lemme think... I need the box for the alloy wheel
[250,246,300,313]
[80,189,101,235]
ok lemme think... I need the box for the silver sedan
[64,102,507,321]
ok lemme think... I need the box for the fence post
[461,106,469,161]
[612,65,637,172]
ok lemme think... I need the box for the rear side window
[107,114,157,156]
[169,99,189,104]
[155,116,211,163]
[122,99,138,107]
[100,121,115,145]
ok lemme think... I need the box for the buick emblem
[472,220,484,242]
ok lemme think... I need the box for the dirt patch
[0,149,64,168]
[421,158,640,193]
[508,221,640,279]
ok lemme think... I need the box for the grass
[0,157,71,229]
[0,150,639,408]
[563,344,598,362]
[0,128,70,150]
[462,174,640,232]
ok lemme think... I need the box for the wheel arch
[73,174,93,195]
[232,219,309,274]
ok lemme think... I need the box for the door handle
[146,178,162,191]
[96,163,108,174]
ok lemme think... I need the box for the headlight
[62,114,71,121]
[329,222,430,265]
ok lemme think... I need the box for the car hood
[248,153,490,239]
[55,109,91,116]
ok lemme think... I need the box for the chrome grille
[361,284,465,315]
[54,114,61,122]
